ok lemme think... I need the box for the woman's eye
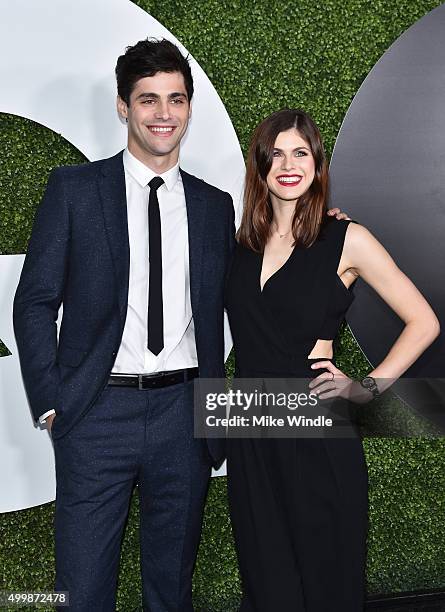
[272,151,281,157]
[295,150,307,157]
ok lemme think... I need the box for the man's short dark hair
[115,38,194,104]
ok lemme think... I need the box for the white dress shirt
[40,148,198,423]
[112,148,198,373]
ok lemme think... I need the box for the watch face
[362,377,375,388]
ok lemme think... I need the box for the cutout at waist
[307,339,334,360]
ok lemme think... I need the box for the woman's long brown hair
[237,109,329,251]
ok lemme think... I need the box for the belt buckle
[138,371,165,389]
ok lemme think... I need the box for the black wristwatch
[360,376,380,399]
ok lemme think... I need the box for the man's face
[117,71,191,168]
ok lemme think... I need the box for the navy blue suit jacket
[13,151,235,466]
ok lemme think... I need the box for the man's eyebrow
[136,92,188,100]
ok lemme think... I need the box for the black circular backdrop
[330,4,445,377]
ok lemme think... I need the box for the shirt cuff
[39,409,56,424]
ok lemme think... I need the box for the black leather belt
[108,367,199,389]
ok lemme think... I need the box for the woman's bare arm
[340,223,440,384]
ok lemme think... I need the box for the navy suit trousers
[53,380,211,611]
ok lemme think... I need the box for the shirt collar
[123,148,180,192]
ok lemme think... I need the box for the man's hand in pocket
[46,413,56,433]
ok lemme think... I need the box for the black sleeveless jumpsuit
[225,219,368,612]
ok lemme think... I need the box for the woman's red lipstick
[276,174,303,187]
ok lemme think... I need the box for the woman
[225,109,440,612]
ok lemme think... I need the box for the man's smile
[147,125,176,136]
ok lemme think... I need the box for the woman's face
[266,128,315,204]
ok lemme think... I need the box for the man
[13,38,234,611]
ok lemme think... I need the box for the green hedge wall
[1,1,444,610]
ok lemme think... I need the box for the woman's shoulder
[341,220,390,269]
[318,218,376,266]
[342,220,375,247]
[321,216,371,242]
[319,216,353,241]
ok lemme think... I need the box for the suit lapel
[96,159,206,321]
[181,169,207,314]
[97,151,129,319]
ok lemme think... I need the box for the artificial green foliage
[139,0,442,158]
[0,339,10,357]
[1,1,444,610]
[193,478,241,612]
[0,504,56,611]
[366,438,445,592]
[0,114,86,255]
[334,320,371,379]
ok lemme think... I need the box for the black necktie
[147,176,164,355]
